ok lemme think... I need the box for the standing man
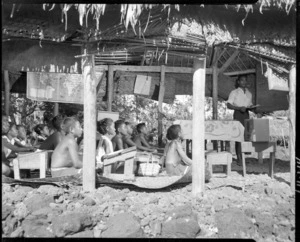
[227,75,255,165]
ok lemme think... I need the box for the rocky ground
[2,146,295,240]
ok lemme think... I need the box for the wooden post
[107,65,114,111]
[4,70,10,115]
[212,66,218,120]
[82,54,102,191]
[158,65,166,147]
[289,65,295,192]
[54,103,59,116]
[192,57,206,197]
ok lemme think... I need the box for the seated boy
[111,120,127,152]
[39,114,65,151]
[50,117,83,177]
[133,123,157,152]
[124,122,156,152]
[2,115,13,177]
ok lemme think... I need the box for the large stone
[22,218,54,237]
[2,205,13,220]
[254,212,274,239]
[150,220,162,236]
[13,203,29,220]
[161,216,200,238]
[10,227,24,237]
[66,230,94,238]
[51,213,93,237]
[101,213,143,238]
[215,208,255,238]
[7,187,32,203]
[37,185,64,196]
[82,197,96,206]
[24,193,55,213]
[165,205,195,220]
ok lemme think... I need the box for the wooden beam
[95,65,213,74]
[218,50,239,73]
[4,70,10,115]
[223,69,256,76]
[212,66,218,120]
[82,54,99,192]
[107,65,114,111]
[54,103,59,116]
[289,65,296,192]
[158,65,166,147]
[192,57,206,197]
[210,46,221,67]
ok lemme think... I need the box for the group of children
[2,113,207,180]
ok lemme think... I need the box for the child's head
[16,125,27,140]
[166,125,182,140]
[34,124,50,137]
[2,115,10,135]
[8,122,18,138]
[114,120,127,135]
[136,123,147,134]
[63,117,82,138]
[51,114,65,132]
[97,118,115,136]
[125,121,134,136]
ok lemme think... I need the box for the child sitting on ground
[2,122,35,160]
[50,117,83,177]
[133,123,157,152]
[124,122,157,153]
[96,118,115,168]
[32,124,50,146]
[2,115,13,177]
[39,114,65,150]
[111,120,127,151]
[164,124,193,176]
[15,125,32,147]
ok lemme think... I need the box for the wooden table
[13,150,53,179]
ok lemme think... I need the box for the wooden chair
[241,142,276,178]
[102,146,137,181]
[13,150,53,179]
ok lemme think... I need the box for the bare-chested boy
[51,117,83,177]
[133,123,156,152]
[111,120,127,151]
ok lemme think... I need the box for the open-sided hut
[2,1,296,193]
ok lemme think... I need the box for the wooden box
[244,119,270,142]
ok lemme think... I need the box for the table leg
[227,162,231,176]
[258,152,263,164]
[269,152,275,179]
[40,157,47,178]
[13,158,20,179]
[241,153,246,177]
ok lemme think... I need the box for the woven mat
[2,172,192,190]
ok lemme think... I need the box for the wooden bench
[241,142,276,178]
[206,151,232,177]
[102,146,137,181]
[13,150,53,179]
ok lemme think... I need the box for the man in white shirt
[227,75,255,165]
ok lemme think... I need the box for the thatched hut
[2,1,296,193]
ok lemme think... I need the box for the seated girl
[96,118,115,168]
[164,124,192,176]
[133,123,157,153]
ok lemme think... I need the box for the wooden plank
[54,103,59,116]
[4,70,10,115]
[124,158,135,177]
[13,159,20,179]
[107,65,114,111]
[192,57,206,197]
[82,54,99,192]
[289,65,296,192]
[94,65,212,74]
[104,152,136,166]
[212,65,218,120]
[105,173,135,181]
[218,50,239,73]
[96,71,106,94]
[223,69,256,76]
[158,65,166,147]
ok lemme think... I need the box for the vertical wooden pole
[54,103,59,116]
[192,57,206,196]
[82,54,100,191]
[107,65,114,111]
[4,70,10,115]
[289,65,295,192]
[212,66,218,120]
[158,65,166,147]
